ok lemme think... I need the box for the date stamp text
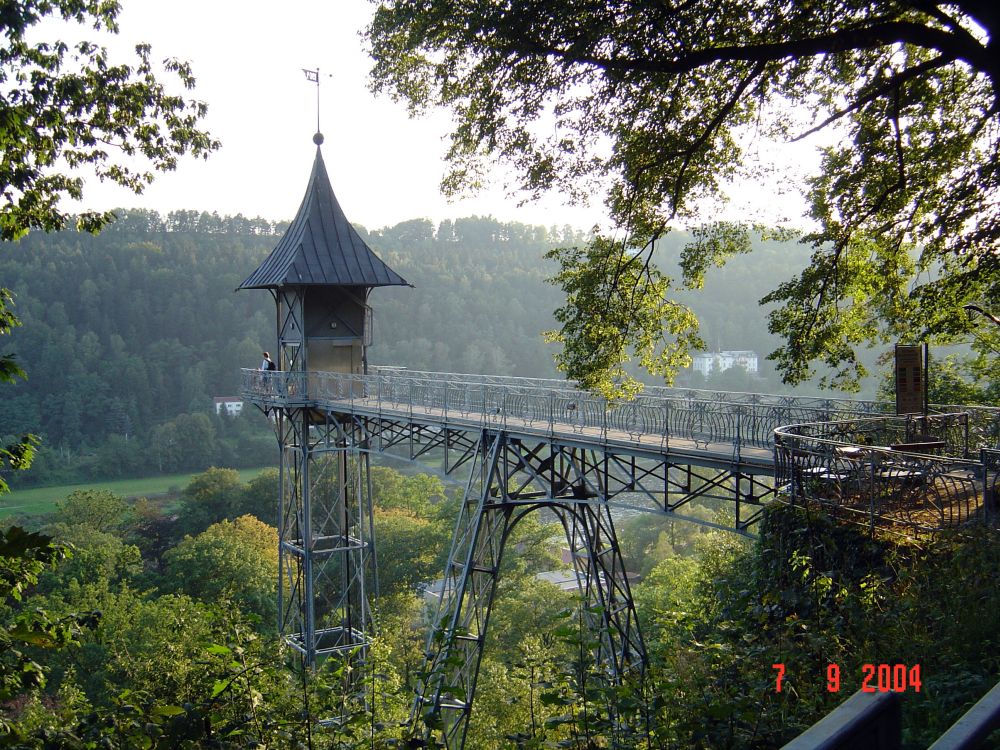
[772,663,921,693]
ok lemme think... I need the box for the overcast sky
[66,0,816,233]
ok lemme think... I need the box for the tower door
[332,343,361,375]
[307,341,363,375]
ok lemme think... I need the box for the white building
[213,397,244,416]
[691,350,759,377]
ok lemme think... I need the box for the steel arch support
[413,432,647,750]
[553,502,647,678]
[413,431,509,749]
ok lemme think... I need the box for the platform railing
[242,369,987,459]
[372,367,887,412]
[370,367,1000,421]
[774,415,995,531]
[983,448,1000,521]
[777,413,974,456]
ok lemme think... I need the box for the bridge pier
[413,430,647,749]
[275,409,378,675]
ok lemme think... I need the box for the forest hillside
[2,210,852,487]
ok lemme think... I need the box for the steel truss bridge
[240,367,1000,749]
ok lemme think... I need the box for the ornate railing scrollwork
[775,414,999,533]
[242,369,1000,465]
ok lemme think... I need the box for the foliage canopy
[0,0,219,241]
[369,0,1000,392]
[163,514,278,621]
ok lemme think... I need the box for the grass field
[0,467,275,519]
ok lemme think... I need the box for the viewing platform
[775,414,1000,532]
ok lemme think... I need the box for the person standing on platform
[258,351,278,414]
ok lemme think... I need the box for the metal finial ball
[313,132,325,145]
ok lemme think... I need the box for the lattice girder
[276,409,376,666]
[276,288,305,372]
[414,431,649,749]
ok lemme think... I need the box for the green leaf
[151,705,186,717]
[7,624,59,647]
[210,679,230,698]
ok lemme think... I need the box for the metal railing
[774,415,996,531]
[372,367,1000,421]
[777,413,974,456]
[241,369,1000,462]
[372,367,891,414]
[928,679,1000,750]
[983,448,1000,517]
[779,690,901,750]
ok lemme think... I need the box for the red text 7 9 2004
[772,663,921,693]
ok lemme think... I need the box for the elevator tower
[238,132,409,666]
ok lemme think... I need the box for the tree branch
[514,20,991,81]
[667,61,766,215]
[947,0,999,41]
[791,53,956,141]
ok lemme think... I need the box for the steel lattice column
[554,503,645,678]
[413,432,508,749]
[413,431,647,750]
[277,409,377,668]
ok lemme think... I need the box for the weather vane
[302,67,332,140]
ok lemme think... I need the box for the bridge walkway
[294,387,774,468]
[240,368,860,468]
[243,368,1000,537]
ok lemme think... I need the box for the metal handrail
[370,367,1000,419]
[773,414,994,532]
[779,690,901,750]
[775,413,976,457]
[242,369,1000,458]
[928,679,1000,750]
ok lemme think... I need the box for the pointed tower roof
[238,137,409,290]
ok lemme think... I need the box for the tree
[0,526,93,739]
[53,489,132,535]
[373,508,450,596]
[173,467,244,538]
[546,237,700,398]
[371,466,447,517]
[162,515,278,624]
[37,522,142,594]
[1,288,39,493]
[239,468,279,526]
[0,1,218,240]
[369,1,999,393]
